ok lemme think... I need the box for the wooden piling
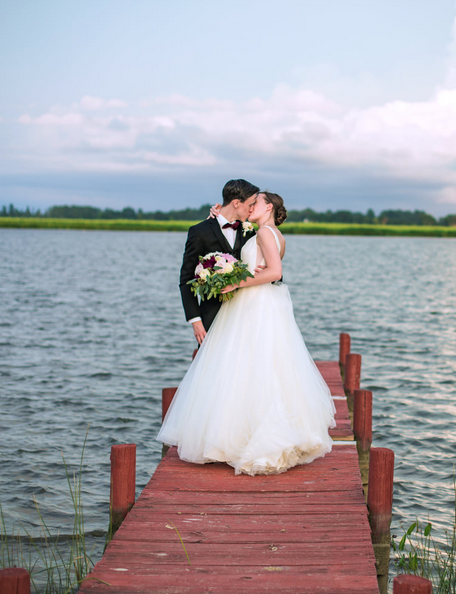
[110,444,136,534]
[339,332,351,376]
[192,348,198,360]
[0,568,30,594]
[353,389,373,500]
[161,387,177,457]
[162,387,177,421]
[368,446,394,594]
[344,352,361,415]
[393,575,432,593]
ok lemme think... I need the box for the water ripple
[1,229,455,545]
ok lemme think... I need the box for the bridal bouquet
[187,252,253,302]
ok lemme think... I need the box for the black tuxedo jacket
[179,218,255,331]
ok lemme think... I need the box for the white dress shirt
[188,214,237,325]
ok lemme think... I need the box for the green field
[1,217,456,237]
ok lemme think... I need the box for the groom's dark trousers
[180,217,255,331]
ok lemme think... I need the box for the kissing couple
[157,179,336,476]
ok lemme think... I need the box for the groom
[180,179,259,345]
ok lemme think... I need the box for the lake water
[1,228,456,549]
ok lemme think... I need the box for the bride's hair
[262,192,287,226]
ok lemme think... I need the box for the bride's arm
[221,228,282,292]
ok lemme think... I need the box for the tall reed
[392,478,456,593]
[0,428,108,593]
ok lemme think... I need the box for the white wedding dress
[157,227,336,475]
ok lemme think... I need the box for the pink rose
[225,254,237,263]
[214,257,227,271]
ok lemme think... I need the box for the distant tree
[379,209,437,226]
[287,208,318,222]
[46,205,103,219]
[438,214,456,226]
[3,201,452,227]
[366,208,376,224]
[120,207,137,219]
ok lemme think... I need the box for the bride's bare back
[255,226,286,269]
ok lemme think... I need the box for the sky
[1,0,456,215]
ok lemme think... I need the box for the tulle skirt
[157,282,336,476]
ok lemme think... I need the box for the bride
[157,191,336,476]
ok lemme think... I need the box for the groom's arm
[179,225,204,322]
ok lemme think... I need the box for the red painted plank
[99,540,376,566]
[80,571,379,594]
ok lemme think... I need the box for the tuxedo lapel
[234,226,243,253]
[208,217,233,253]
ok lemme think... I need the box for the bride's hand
[221,284,236,294]
[254,264,266,274]
[207,203,222,219]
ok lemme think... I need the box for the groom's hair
[222,179,260,206]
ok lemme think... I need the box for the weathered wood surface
[80,361,377,594]
[316,361,354,441]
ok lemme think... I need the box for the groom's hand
[254,264,267,274]
[192,320,207,345]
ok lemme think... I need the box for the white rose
[242,222,254,236]
[223,262,234,274]
[199,269,210,280]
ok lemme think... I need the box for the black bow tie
[222,221,241,230]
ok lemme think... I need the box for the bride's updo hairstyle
[262,192,288,226]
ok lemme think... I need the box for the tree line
[2,203,456,226]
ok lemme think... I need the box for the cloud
[15,87,456,174]
[73,95,128,110]
[7,47,456,214]
[436,186,456,205]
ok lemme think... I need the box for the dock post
[353,389,372,501]
[339,332,351,378]
[344,352,361,416]
[393,575,432,593]
[110,444,136,535]
[161,387,177,457]
[162,387,177,421]
[368,447,394,594]
[0,568,30,594]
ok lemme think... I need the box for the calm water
[1,228,456,546]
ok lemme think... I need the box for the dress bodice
[241,226,281,274]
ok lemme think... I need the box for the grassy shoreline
[1,217,456,237]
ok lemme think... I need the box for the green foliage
[0,217,197,232]
[280,222,456,237]
[187,255,254,302]
[0,428,105,593]
[379,209,437,226]
[2,203,456,226]
[1,203,212,221]
[392,479,456,593]
[2,217,456,236]
[286,207,453,226]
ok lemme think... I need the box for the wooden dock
[80,357,382,594]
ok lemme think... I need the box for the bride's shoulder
[256,226,275,239]
[257,226,284,242]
